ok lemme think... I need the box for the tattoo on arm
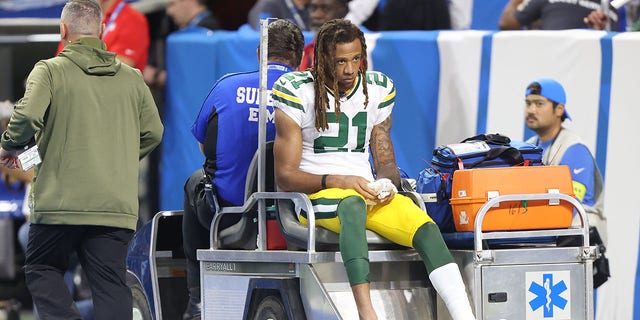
[370,116,400,185]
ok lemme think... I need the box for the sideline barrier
[161,27,640,319]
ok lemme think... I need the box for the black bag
[184,170,239,230]
[557,226,610,288]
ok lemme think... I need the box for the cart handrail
[473,193,590,252]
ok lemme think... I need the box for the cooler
[450,165,574,232]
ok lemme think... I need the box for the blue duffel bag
[417,133,543,233]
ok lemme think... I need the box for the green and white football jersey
[272,70,395,182]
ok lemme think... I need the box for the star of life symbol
[526,271,571,319]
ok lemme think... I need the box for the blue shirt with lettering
[192,62,292,205]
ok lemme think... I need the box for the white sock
[429,263,476,320]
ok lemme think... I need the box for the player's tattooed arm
[370,115,400,187]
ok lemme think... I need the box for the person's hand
[373,188,396,205]
[0,148,19,169]
[367,178,397,205]
[584,10,609,30]
[334,175,379,202]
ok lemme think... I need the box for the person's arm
[192,81,222,157]
[0,63,51,170]
[370,115,400,188]
[560,144,597,205]
[344,0,379,26]
[1,62,51,151]
[498,0,524,30]
[273,108,322,193]
[449,0,472,30]
[248,1,272,30]
[106,8,149,70]
[273,109,378,199]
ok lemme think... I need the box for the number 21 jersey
[272,70,395,182]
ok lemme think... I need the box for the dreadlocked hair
[312,19,368,131]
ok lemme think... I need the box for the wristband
[321,174,328,189]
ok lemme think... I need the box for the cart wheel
[130,282,153,320]
[253,295,286,320]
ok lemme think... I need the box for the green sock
[412,222,454,274]
[337,196,370,286]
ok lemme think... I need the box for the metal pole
[602,0,611,31]
[257,19,269,250]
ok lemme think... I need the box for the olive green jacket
[0,37,163,231]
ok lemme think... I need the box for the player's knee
[413,222,453,272]
[337,196,367,227]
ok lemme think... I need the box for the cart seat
[276,198,404,251]
[216,141,405,251]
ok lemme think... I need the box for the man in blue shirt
[181,19,304,320]
[524,78,606,245]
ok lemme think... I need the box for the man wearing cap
[524,78,606,245]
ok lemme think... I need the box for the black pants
[182,169,239,303]
[24,224,133,320]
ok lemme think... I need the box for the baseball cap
[526,77,571,120]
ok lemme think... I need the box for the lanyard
[188,11,209,28]
[284,0,306,30]
[102,1,125,39]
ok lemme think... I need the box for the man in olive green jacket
[0,0,163,318]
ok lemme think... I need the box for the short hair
[266,19,305,69]
[312,19,368,131]
[526,82,543,96]
[526,82,567,122]
[61,0,103,37]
